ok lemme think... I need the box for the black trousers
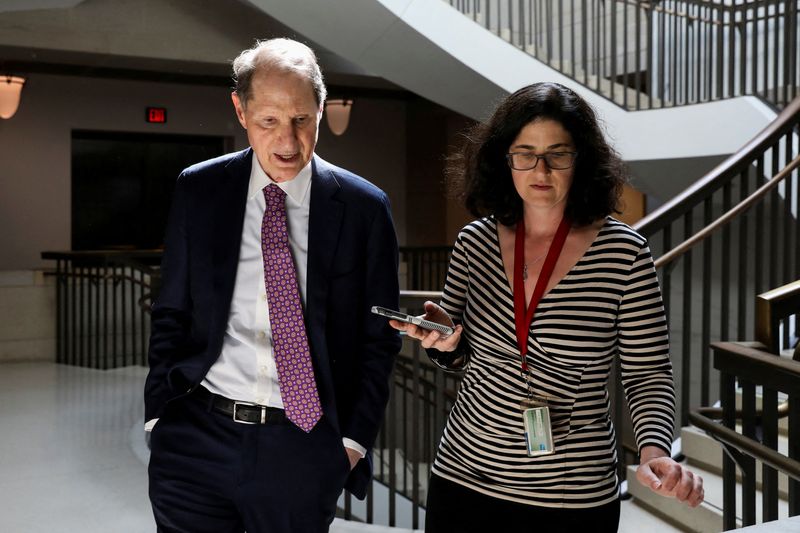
[425,474,620,533]
[148,391,351,533]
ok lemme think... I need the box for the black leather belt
[195,386,288,425]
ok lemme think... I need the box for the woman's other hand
[635,446,704,508]
[389,301,462,351]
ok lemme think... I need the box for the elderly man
[145,38,402,533]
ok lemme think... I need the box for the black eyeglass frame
[505,151,578,171]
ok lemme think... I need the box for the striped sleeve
[439,231,469,322]
[617,243,676,456]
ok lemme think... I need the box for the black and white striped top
[432,217,676,508]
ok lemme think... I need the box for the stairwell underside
[246,0,777,166]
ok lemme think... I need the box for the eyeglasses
[506,151,578,171]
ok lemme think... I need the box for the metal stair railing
[688,278,800,527]
[338,291,461,529]
[690,340,800,528]
[688,276,800,527]
[445,0,800,110]
[39,247,452,370]
[37,253,456,528]
[40,250,161,369]
[631,94,800,431]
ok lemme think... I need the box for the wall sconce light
[325,98,353,136]
[0,75,26,119]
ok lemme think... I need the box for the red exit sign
[146,107,167,124]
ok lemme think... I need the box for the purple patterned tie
[261,184,322,433]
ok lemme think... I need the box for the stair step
[682,425,791,499]
[331,518,422,533]
[738,515,800,531]
[619,499,684,532]
[626,461,723,532]
[626,462,792,531]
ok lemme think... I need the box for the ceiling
[0,0,407,97]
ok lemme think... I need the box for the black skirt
[425,473,621,533]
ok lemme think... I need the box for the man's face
[232,69,322,183]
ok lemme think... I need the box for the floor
[0,362,682,532]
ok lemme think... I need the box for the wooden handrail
[41,249,163,260]
[653,153,800,269]
[693,401,791,423]
[400,291,444,306]
[695,340,800,527]
[43,269,154,288]
[642,0,793,23]
[689,408,800,482]
[756,279,800,355]
[712,341,800,386]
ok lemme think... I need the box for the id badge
[522,405,554,456]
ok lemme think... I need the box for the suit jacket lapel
[307,156,344,300]
[306,156,344,420]
[212,149,252,324]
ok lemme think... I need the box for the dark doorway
[72,130,228,250]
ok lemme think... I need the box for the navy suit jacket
[144,149,402,498]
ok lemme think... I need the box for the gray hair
[232,38,327,108]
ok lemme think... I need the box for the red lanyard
[513,215,571,372]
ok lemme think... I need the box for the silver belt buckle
[232,401,261,424]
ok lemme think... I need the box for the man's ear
[231,92,247,129]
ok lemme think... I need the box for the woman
[391,82,703,532]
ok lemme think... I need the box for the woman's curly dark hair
[451,82,627,227]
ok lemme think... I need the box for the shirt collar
[248,153,313,206]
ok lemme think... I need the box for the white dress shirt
[149,155,365,457]
[201,156,312,408]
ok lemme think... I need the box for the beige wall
[618,184,647,226]
[315,97,408,244]
[444,114,474,245]
[0,73,245,270]
[404,99,474,247]
[0,73,410,270]
[0,0,414,271]
[0,270,55,362]
[0,73,412,362]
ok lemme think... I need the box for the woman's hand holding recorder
[387,301,462,351]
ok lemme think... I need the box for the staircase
[621,90,800,528]
[245,0,778,167]
[628,403,793,531]
[448,0,799,111]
